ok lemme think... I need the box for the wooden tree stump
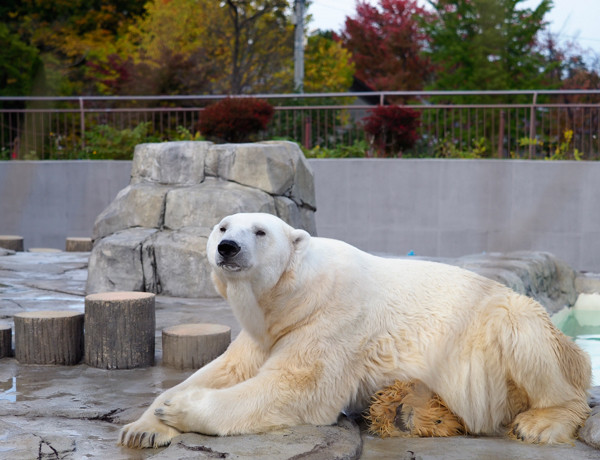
[162,323,231,370]
[0,322,12,358]
[0,235,24,252]
[66,237,93,252]
[85,291,155,369]
[14,311,84,365]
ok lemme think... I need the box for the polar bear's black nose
[218,240,241,258]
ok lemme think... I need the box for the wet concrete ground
[1,251,599,459]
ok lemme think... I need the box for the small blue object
[407,250,415,256]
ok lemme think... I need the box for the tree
[223,0,293,94]
[340,0,432,91]
[423,0,553,92]
[86,0,295,95]
[304,32,355,93]
[3,0,296,96]
[539,31,600,92]
[2,0,146,95]
[0,23,43,99]
[85,0,224,95]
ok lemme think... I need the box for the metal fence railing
[1,90,600,160]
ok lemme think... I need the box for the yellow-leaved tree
[304,32,355,94]
[86,0,294,95]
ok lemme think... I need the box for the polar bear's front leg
[154,382,323,436]
[154,356,346,436]
[119,331,268,448]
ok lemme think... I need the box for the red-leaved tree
[341,0,432,91]
[363,105,420,157]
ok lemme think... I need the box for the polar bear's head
[207,213,310,289]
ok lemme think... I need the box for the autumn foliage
[341,0,432,91]
[198,98,275,143]
[363,105,420,157]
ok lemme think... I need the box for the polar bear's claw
[118,419,180,449]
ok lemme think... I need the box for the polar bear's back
[306,236,502,318]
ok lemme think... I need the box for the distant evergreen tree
[423,0,553,94]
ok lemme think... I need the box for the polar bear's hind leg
[491,294,591,444]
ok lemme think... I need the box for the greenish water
[553,306,600,386]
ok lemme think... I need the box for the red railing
[1,90,600,160]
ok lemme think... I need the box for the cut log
[162,323,231,370]
[14,311,84,365]
[0,235,24,252]
[0,322,12,358]
[85,291,155,369]
[28,248,62,253]
[65,237,93,252]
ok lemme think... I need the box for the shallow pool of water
[553,293,600,386]
[0,377,16,402]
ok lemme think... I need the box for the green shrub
[434,137,488,159]
[303,139,368,158]
[83,122,161,160]
[514,129,582,161]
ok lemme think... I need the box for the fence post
[79,97,85,151]
[497,110,505,158]
[303,116,311,149]
[528,92,538,159]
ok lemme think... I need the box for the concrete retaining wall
[1,159,599,272]
[0,161,131,250]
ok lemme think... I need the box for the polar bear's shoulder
[303,237,491,287]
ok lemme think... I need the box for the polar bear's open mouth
[218,262,243,272]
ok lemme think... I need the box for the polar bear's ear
[291,229,310,254]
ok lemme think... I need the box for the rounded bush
[363,105,420,157]
[198,97,275,143]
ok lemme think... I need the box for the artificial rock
[86,141,316,297]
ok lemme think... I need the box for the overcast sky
[307,0,600,56]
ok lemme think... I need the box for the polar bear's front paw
[154,397,189,432]
[118,418,180,449]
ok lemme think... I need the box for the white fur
[119,213,591,448]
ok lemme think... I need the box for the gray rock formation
[581,387,600,449]
[86,141,316,297]
[576,272,600,295]
[397,251,577,314]
[452,251,577,314]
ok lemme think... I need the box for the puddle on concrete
[0,377,16,402]
[0,374,62,403]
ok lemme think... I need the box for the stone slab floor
[0,251,599,459]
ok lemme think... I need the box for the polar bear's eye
[219,226,227,233]
[255,229,266,237]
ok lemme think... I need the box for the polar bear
[119,212,591,448]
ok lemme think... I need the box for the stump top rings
[85,291,155,302]
[162,323,231,337]
[14,310,83,319]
